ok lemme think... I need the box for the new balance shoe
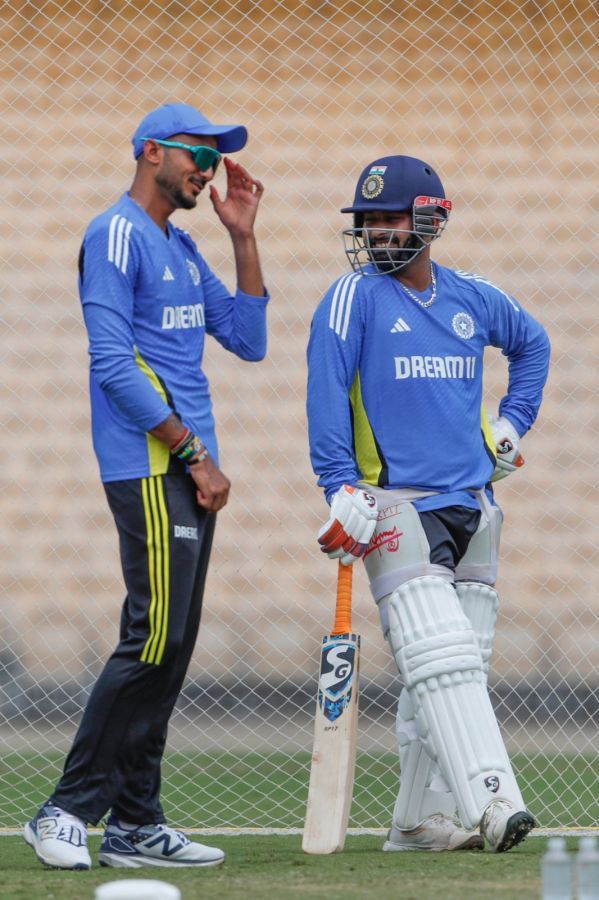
[99,816,225,868]
[383,812,484,852]
[23,803,91,870]
[480,800,536,852]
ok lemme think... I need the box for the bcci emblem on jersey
[452,311,475,340]
[186,258,201,286]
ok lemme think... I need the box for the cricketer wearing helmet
[306,155,550,853]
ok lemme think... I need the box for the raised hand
[209,157,264,238]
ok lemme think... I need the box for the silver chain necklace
[398,263,436,308]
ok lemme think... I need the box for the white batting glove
[489,415,525,482]
[318,485,378,565]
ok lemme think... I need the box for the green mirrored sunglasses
[140,138,222,172]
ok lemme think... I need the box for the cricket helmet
[341,155,452,275]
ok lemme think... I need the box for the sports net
[1,0,597,831]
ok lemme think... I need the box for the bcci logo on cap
[361,173,385,200]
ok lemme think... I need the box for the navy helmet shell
[341,155,445,216]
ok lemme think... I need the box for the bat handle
[331,562,353,635]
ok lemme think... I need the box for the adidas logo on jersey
[162,266,175,281]
[390,317,411,333]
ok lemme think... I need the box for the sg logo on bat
[318,636,359,723]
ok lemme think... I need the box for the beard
[365,230,422,273]
[367,242,412,273]
[155,171,198,210]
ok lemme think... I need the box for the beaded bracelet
[187,439,208,465]
[170,430,208,465]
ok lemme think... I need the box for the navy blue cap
[132,103,248,158]
[341,155,445,213]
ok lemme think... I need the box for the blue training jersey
[307,262,550,510]
[79,193,268,482]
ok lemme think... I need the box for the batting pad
[393,687,456,830]
[456,581,499,675]
[387,576,525,829]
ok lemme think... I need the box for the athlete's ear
[139,139,161,166]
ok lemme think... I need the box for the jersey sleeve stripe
[455,270,520,312]
[120,220,133,273]
[340,275,359,341]
[114,217,127,272]
[329,273,360,341]
[107,213,133,274]
[107,214,118,263]
[328,274,348,329]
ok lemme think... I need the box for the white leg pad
[456,582,498,676]
[392,687,456,830]
[386,576,524,829]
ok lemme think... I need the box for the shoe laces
[150,823,190,846]
[486,800,513,821]
[43,805,86,829]
[425,812,457,828]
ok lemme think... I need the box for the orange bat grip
[331,562,353,635]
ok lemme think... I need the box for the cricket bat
[302,561,359,854]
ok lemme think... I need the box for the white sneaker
[480,800,535,852]
[23,803,91,870]
[383,812,484,851]
[99,816,225,868]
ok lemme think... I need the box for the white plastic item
[576,836,599,900]
[541,836,573,900]
[95,880,181,900]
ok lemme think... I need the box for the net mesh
[0,0,597,830]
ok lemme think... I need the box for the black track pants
[50,474,215,825]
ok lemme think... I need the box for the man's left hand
[489,415,525,482]
[189,455,231,512]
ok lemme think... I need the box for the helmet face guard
[342,196,452,276]
[340,156,452,276]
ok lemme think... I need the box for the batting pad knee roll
[390,577,483,686]
[386,576,524,829]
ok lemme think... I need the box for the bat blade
[302,563,359,854]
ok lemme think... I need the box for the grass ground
[1,751,596,898]
[0,832,567,900]
[2,751,598,830]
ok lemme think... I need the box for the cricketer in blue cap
[131,102,248,158]
[22,102,268,872]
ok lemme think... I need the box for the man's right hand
[317,485,378,566]
[190,455,231,512]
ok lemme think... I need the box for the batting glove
[489,415,525,482]
[318,485,378,565]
